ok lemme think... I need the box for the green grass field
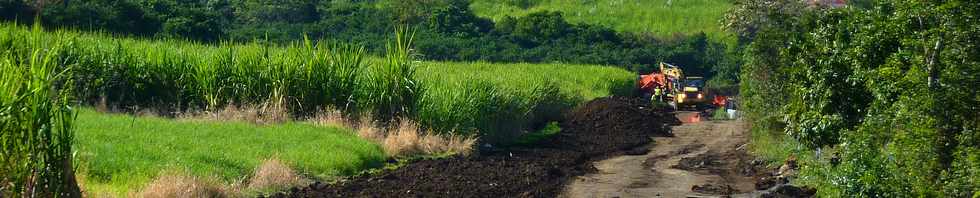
[73,108,385,196]
[470,0,734,40]
[419,61,634,101]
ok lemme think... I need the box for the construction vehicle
[636,62,709,109]
[675,76,709,108]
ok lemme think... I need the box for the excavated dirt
[269,96,678,198]
[672,150,771,183]
[691,183,737,195]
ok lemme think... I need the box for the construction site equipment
[636,62,710,109]
[675,76,709,108]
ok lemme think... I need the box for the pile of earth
[269,96,679,198]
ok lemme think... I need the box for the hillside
[470,0,733,40]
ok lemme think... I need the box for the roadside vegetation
[730,0,979,196]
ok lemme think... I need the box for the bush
[732,0,980,196]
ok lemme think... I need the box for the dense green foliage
[0,25,79,197]
[730,0,979,196]
[73,108,384,196]
[0,0,739,79]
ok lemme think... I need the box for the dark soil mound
[551,97,676,157]
[269,96,679,198]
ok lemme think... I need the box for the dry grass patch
[131,159,316,198]
[358,120,477,157]
[179,102,289,125]
[311,110,476,157]
[137,174,232,198]
[309,109,357,128]
[248,159,309,191]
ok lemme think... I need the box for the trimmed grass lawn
[73,108,384,196]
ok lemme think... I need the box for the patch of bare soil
[672,149,772,188]
[268,96,679,198]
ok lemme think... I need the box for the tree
[428,0,491,37]
[510,11,571,47]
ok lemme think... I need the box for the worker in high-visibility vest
[653,87,663,101]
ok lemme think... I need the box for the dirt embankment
[268,96,678,198]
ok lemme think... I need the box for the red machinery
[638,73,667,93]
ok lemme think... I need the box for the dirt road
[274,98,814,197]
[564,112,769,198]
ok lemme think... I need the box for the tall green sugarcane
[0,30,80,197]
[367,27,424,127]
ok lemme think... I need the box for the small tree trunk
[61,157,82,198]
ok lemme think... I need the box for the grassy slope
[470,0,733,41]
[73,108,385,195]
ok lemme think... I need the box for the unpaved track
[563,112,756,198]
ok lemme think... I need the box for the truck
[675,76,709,109]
